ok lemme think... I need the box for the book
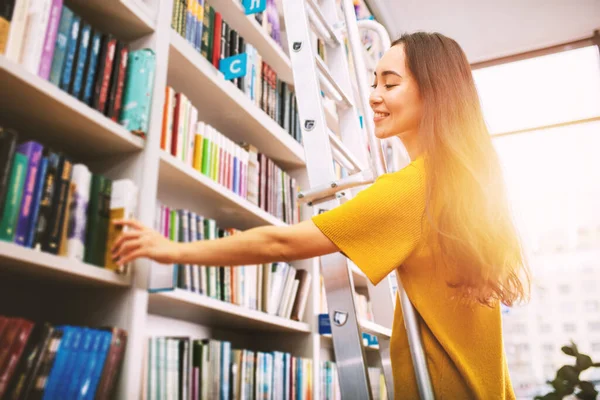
[0,151,28,242]
[0,128,18,218]
[13,141,43,246]
[104,179,138,273]
[48,5,73,86]
[65,163,91,261]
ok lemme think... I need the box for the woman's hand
[111,219,181,266]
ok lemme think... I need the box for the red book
[97,38,117,113]
[212,12,222,68]
[0,319,34,397]
[111,46,129,121]
[171,93,183,157]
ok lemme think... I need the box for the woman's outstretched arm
[111,218,339,268]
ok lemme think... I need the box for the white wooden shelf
[321,334,380,352]
[67,0,155,40]
[0,241,131,287]
[349,262,369,288]
[158,151,286,230]
[147,289,312,333]
[0,56,145,159]
[168,32,306,170]
[359,319,392,339]
[207,0,293,83]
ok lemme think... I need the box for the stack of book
[0,1,156,138]
[0,127,138,273]
[0,314,127,399]
[154,202,312,321]
[145,336,313,399]
[320,361,387,400]
[171,0,301,143]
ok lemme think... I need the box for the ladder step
[359,319,392,339]
[297,168,375,206]
[305,0,341,47]
[315,56,354,108]
[328,129,364,173]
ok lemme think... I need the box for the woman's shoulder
[377,156,426,188]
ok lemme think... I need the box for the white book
[66,164,91,261]
[175,94,186,160]
[277,266,296,316]
[188,105,197,167]
[20,0,51,73]
[106,179,138,273]
[4,0,31,62]
[285,279,300,319]
[268,262,288,315]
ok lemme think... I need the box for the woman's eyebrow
[374,70,403,78]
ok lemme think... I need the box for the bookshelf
[168,32,306,169]
[0,0,384,398]
[0,241,132,287]
[159,151,285,229]
[148,289,312,333]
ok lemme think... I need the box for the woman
[112,32,530,399]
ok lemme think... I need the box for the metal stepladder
[280,0,435,399]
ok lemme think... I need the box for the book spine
[119,49,156,138]
[43,155,72,253]
[69,21,91,97]
[14,141,44,246]
[105,40,124,116]
[25,156,48,248]
[66,164,91,261]
[4,0,31,62]
[104,179,138,273]
[0,153,28,241]
[0,129,18,218]
[48,6,73,86]
[81,30,102,104]
[20,0,52,74]
[38,0,63,79]
[32,152,59,250]
[111,45,129,121]
[58,14,81,91]
[95,37,116,113]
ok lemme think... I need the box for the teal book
[0,152,28,241]
[48,7,74,86]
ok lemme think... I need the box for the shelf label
[219,53,248,80]
[243,0,266,15]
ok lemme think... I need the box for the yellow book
[193,124,204,172]
[105,179,138,273]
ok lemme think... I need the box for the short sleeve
[311,160,426,285]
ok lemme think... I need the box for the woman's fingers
[113,238,143,260]
[113,218,145,231]
[112,230,142,254]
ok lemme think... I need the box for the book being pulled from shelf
[320,361,387,400]
[0,314,128,399]
[150,202,312,321]
[0,0,156,138]
[0,126,138,273]
[171,0,302,143]
[144,336,313,400]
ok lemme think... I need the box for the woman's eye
[384,84,397,89]
[371,83,377,88]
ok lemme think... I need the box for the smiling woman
[112,31,530,399]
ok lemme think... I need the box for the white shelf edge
[0,241,131,287]
[160,152,287,227]
[0,55,146,152]
[359,319,392,339]
[122,0,156,31]
[151,289,312,333]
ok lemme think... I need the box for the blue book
[54,326,84,397]
[49,7,74,86]
[65,328,94,398]
[76,329,104,399]
[42,326,75,400]
[14,141,44,246]
[59,15,81,92]
[81,31,103,105]
[25,156,48,247]
[232,153,238,195]
[220,341,231,400]
[84,330,112,400]
[195,0,204,51]
[70,21,92,98]
[119,49,156,138]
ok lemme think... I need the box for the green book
[84,175,112,266]
[201,135,211,176]
[211,138,218,182]
[0,153,28,241]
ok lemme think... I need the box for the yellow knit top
[312,157,515,399]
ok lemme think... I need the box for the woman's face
[369,44,423,141]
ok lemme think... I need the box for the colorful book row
[0,127,138,272]
[0,315,127,399]
[145,336,313,400]
[1,0,156,137]
[153,202,312,321]
[171,0,302,143]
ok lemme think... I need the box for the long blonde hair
[394,32,530,307]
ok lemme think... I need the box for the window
[585,300,600,312]
[540,324,552,334]
[564,323,577,333]
[542,344,554,353]
[558,284,571,295]
[592,343,600,352]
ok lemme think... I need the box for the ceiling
[365,0,600,63]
